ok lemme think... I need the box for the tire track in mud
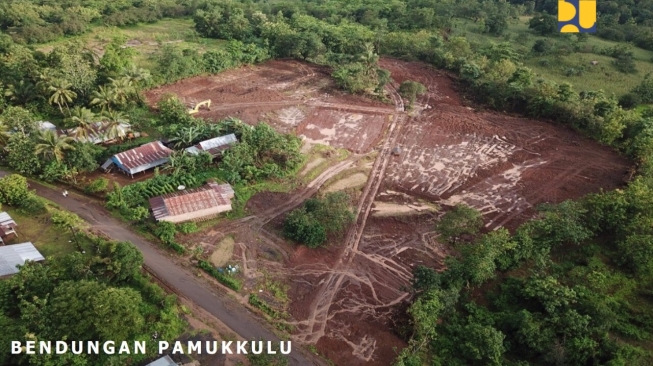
[291,82,411,354]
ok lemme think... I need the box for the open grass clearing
[452,17,653,95]
[34,18,225,68]
[2,206,79,258]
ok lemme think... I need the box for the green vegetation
[398,80,427,108]
[197,260,242,291]
[0,206,185,366]
[284,192,354,248]
[397,194,653,365]
[436,203,484,244]
[4,1,653,365]
[248,294,282,319]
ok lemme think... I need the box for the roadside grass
[2,205,82,258]
[452,17,653,96]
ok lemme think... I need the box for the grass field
[2,206,79,257]
[36,18,225,69]
[452,16,653,96]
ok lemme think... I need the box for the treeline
[0,0,193,44]
[396,192,653,365]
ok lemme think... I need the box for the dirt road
[0,170,321,366]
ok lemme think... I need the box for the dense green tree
[398,80,427,108]
[4,134,41,175]
[283,206,327,247]
[436,204,483,244]
[0,173,30,206]
[0,106,36,135]
[528,14,557,36]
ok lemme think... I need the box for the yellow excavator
[188,100,211,115]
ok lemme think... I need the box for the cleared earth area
[147,59,630,366]
[379,59,631,230]
[145,60,394,153]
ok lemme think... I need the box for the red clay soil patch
[144,60,395,153]
[379,58,631,230]
[287,215,442,366]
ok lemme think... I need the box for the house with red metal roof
[101,141,173,177]
[149,182,234,223]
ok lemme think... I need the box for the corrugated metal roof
[112,141,173,174]
[0,242,45,276]
[145,355,177,366]
[185,134,237,156]
[149,183,234,221]
[37,121,57,131]
[0,212,16,227]
[66,122,132,144]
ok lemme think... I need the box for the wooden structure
[0,212,17,244]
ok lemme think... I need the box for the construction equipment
[188,100,211,115]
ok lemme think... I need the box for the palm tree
[5,80,39,104]
[102,110,129,140]
[90,86,116,112]
[68,106,96,142]
[109,77,134,108]
[123,65,151,86]
[171,125,203,148]
[35,130,75,162]
[48,80,77,115]
[359,43,379,77]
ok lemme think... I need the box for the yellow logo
[558,0,596,33]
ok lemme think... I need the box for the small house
[0,211,17,244]
[149,182,234,223]
[102,141,173,177]
[0,242,45,277]
[185,133,237,157]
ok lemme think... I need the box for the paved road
[0,171,319,366]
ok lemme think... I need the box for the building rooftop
[185,133,237,156]
[111,141,173,172]
[0,211,17,240]
[0,242,45,276]
[145,355,177,366]
[65,122,133,144]
[149,182,234,221]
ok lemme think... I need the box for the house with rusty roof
[0,212,18,244]
[102,141,173,177]
[0,242,44,277]
[185,133,237,157]
[149,182,235,223]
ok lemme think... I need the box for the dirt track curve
[0,170,324,366]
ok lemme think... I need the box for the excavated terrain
[154,58,631,366]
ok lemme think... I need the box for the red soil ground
[379,58,631,229]
[144,60,394,153]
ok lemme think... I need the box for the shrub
[177,222,198,234]
[198,260,242,291]
[619,93,642,109]
[0,174,30,206]
[85,178,110,194]
[248,294,280,318]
